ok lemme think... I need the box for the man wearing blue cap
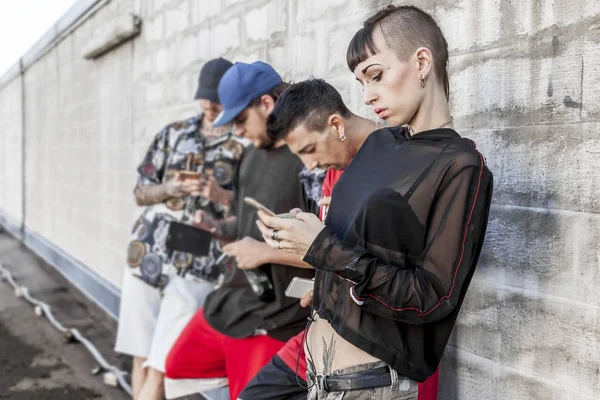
[114,58,246,400]
[164,61,317,400]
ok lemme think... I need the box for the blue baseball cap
[213,61,282,127]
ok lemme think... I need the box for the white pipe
[0,261,132,395]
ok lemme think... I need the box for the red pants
[418,368,439,400]
[278,331,440,399]
[165,308,285,399]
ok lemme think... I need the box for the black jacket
[204,145,317,342]
[304,126,493,382]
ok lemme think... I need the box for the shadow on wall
[439,345,459,400]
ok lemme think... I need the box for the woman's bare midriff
[305,314,380,374]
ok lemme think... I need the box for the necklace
[438,116,453,129]
[405,116,454,136]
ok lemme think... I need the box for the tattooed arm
[134,182,175,206]
[134,179,202,206]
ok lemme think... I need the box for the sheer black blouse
[303,126,493,382]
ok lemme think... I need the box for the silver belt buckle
[389,366,399,390]
[314,373,325,391]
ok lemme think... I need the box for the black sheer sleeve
[303,161,493,324]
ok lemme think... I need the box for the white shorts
[114,268,213,372]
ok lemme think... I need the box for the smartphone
[244,197,277,217]
[177,171,200,181]
[166,221,212,256]
[285,277,314,299]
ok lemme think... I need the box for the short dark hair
[347,5,450,99]
[249,81,291,107]
[267,78,353,142]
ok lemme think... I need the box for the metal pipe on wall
[19,58,26,237]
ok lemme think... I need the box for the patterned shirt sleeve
[135,125,170,188]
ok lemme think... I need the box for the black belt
[308,366,392,391]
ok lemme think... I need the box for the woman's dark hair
[249,81,291,107]
[347,5,450,99]
[266,78,353,142]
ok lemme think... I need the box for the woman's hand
[256,209,325,256]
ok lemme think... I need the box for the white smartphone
[285,277,314,299]
[244,197,277,217]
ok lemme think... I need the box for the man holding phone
[114,58,245,400]
[240,79,441,400]
[164,61,318,400]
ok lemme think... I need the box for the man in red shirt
[239,79,439,399]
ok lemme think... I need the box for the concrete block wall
[0,76,24,226]
[0,0,598,398]
[436,1,600,398]
[13,0,138,286]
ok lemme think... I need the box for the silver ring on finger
[271,230,279,241]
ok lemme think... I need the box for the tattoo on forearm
[322,335,336,375]
[134,184,174,206]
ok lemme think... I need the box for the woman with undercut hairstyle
[257,5,493,399]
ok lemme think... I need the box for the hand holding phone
[168,171,203,197]
[300,290,313,307]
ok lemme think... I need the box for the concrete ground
[0,229,130,400]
